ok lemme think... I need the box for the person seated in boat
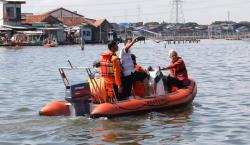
[131,54,149,97]
[92,60,101,76]
[43,38,48,45]
[119,37,148,99]
[98,40,123,102]
[161,49,189,93]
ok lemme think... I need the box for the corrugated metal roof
[43,7,84,18]
[5,0,26,3]
[17,31,44,35]
[94,19,105,27]
[24,14,61,24]
[37,27,63,30]
[0,26,12,31]
[24,15,48,24]
[2,25,28,29]
[58,17,86,27]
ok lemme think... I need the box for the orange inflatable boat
[90,79,196,118]
[39,67,197,118]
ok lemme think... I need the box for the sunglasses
[169,55,177,58]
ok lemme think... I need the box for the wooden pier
[149,36,202,46]
[130,28,203,45]
[163,38,200,44]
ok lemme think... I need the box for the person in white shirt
[119,37,148,99]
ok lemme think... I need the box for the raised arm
[124,37,138,52]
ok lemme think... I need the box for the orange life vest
[132,64,146,97]
[133,81,145,97]
[100,52,114,77]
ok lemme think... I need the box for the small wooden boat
[43,43,57,48]
[39,67,197,118]
[11,32,45,46]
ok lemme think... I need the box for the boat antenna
[68,60,73,68]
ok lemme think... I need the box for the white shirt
[119,47,135,76]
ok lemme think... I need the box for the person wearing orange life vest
[99,40,122,101]
[131,54,149,97]
[161,49,189,93]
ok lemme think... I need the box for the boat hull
[91,79,197,118]
[43,43,57,48]
[39,101,70,116]
[39,79,197,118]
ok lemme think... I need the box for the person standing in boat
[99,40,123,102]
[119,37,148,99]
[161,49,189,93]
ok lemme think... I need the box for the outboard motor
[65,82,91,116]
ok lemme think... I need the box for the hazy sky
[22,0,250,24]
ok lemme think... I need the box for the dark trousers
[122,75,133,98]
[166,75,184,93]
[113,84,123,101]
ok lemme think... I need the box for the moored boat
[10,31,45,46]
[43,43,57,48]
[39,67,197,118]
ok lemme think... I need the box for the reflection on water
[91,105,194,144]
[0,40,250,144]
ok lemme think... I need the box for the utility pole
[227,11,231,39]
[137,5,141,22]
[227,11,230,21]
[175,0,179,23]
[170,0,185,23]
[80,26,85,50]
[124,9,128,39]
[124,9,128,22]
[99,25,102,43]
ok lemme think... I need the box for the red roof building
[22,7,113,43]
[23,14,62,24]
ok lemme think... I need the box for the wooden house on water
[0,0,26,46]
[42,7,113,44]
[22,14,64,45]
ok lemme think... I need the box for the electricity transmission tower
[170,0,185,23]
[137,5,141,22]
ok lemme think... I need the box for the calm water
[0,39,250,145]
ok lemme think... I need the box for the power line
[101,1,250,21]
[137,5,141,22]
[228,11,230,21]
[23,0,250,23]
[24,0,170,7]
[170,0,185,23]
[184,1,250,11]
[24,0,250,15]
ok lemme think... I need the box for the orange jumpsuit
[100,52,122,101]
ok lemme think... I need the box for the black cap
[108,40,118,49]
[93,60,100,67]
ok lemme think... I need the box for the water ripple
[1,40,250,144]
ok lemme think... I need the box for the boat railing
[58,66,95,87]
[58,60,107,104]
[58,60,93,86]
